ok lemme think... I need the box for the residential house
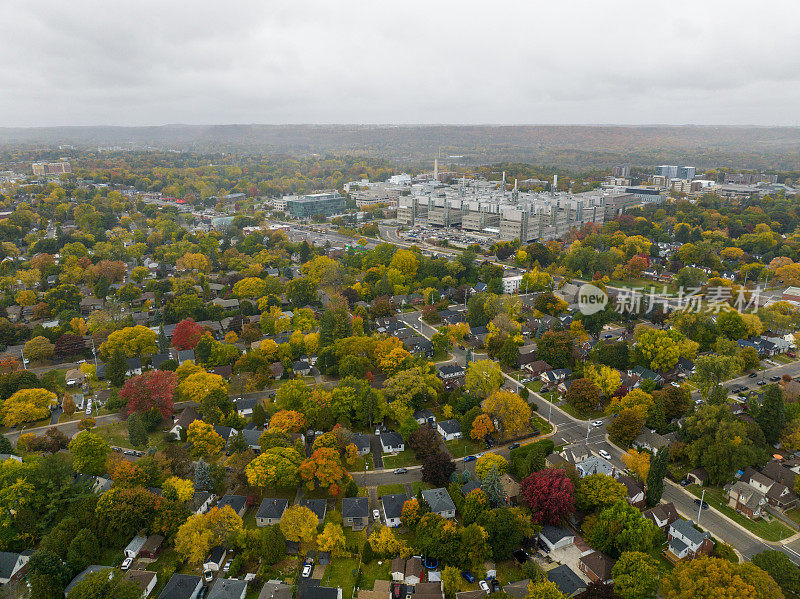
[500,473,521,504]
[437,419,462,441]
[643,502,679,531]
[538,525,575,553]
[213,425,235,443]
[557,283,581,304]
[258,580,292,599]
[461,479,482,496]
[126,358,143,377]
[403,336,434,358]
[578,552,615,584]
[437,363,465,390]
[350,433,371,456]
[503,581,531,599]
[685,468,709,486]
[140,535,165,559]
[124,535,148,559]
[293,360,312,376]
[0,551,30,585]
[65,369,84,387]
[124,570,157,597]
[170,407,202,439]
[177,349,195,364]
[540,368,571,386]
[763,459,799,492]
[380,432,405,454]
[523,360,552,378]
[304,587,342,599]
[546,565,586,597]
[627,366,664,386]
[157,573,203,599]
[633,429,675,453]
[189,491,215,515]
[617,476,646,508]
[726,480,766,519]
[381,493,407,527]
[414,582,443,599]
[421,488,456,519]
[414,409,436,425]
[64,566,108,597]
[241,429,263,451]
[151,353,171,370]
[405,557,423,585]
[342,497,370,531]
[742,468,798,511]
[216,495,248,518]
[391,557,405,582]
[575,455,616,478]
[255,498,288,527]
[666,519,713,562]
[676,357,695,377]
[299,499,327,524]
[235,397,258,417]
[208,578,248,599]
[204,546,227,572]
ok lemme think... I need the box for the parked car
[770,376,781,382]
[479,581,490,593]
[591,420,603,428]
[757,380,766,386]
[598,449,611,460]
[223,560,232,573]
[393,468,408,475]
[302,564,313,578]
[121,557,133,571]
[749,372,758,378]
[490,579,501,592]
[464,455,477,462]
[373,509,381,521]
[462,572,476,583]
[508,442,520,450]
[204,569,214,583]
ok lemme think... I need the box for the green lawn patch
[149,548,187,596]
[410,481,434,495]
[382,450,416,469]
[445,438,483,458]
[92,421,167,451]
[558,402,604,421]
[321,557,359,599]
[359,559,391,591]
[527,380,543,392]
[686,485,793,542]
[531,414,553,435]
[376,484,405,497]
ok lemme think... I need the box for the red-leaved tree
[121,370,178,417]
[520,467,575,525]
[171,318,204,350]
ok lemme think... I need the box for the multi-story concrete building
[284,192,346,218]
[31,162,71,176]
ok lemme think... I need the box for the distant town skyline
[1,0,799,127]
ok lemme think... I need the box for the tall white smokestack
[514,178,518,192]
[553,174,558,191]
[502,171,506,189]
[434,159,439,181]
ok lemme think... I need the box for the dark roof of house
[540,525,573,545]
[299,498,327,521]
[126,357,141,370]
[342,497,369,519]
[381,493,408,519]
[579,552,615,581]
[158,573,203,599]
[0,552,21,580]
[151,353,171,368]
[303,586,340,599]
[421,488,456,513]
[437,419,461,435]
[437,363,465,376]
[216,494,247,514]
[174,406,201,429]
[207,546,226,564]
[461,479,482,496]
[643,502,679,526]
[235,397,258,411]
[208,578,248,599]
[256,498,288,520]
[64,566,109,597]
[380,431,404,447]
[141,534,165,554]
[546,565,586,597]
[124,570,158,591]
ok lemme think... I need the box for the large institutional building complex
[397,179,663,243]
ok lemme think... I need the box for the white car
[591,420,603,428]
[301,564,312,578]
[372,509,381,522]
[598,449,612,460]
[223,560,232,573]
[203,569,214,583]
[479,580,490,594]
[121,557,133,571]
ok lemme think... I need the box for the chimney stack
[434,159,439,181]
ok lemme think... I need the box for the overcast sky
[2,0,799,127]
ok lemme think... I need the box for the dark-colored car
[512,549,529,564]
[490,579,501,592]
[749,372,758,378]
[508,442,521,450]
[461,572,476,583]
[757,380,766,386]
[694,499,710,510]
[770,376,781,382]
[464,455,477,462]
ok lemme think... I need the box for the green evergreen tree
[228,431,246,454]
[757,384,786,445]
[127,413,148,448]
[481,466,506,507]
[194,458,212,490]
[106,348,127,388]
[645,447,669,507]
[157,325,169,353]
[251,402,267,427]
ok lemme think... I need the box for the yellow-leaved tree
[316,522,346,556]
[175,506,243,565]
[162,476,195,502]
[279,505,318,547]
[186,420,224,457]
[482,390,531,437]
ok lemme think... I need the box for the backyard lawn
[92,421,167,450]
[321,557,360,598]
[686,485,794,542]
[410,481,434,495]
[445,438,483,458]
[359,559,391,591]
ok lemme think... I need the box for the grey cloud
[0,0,799,126]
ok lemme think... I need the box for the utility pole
[697,488,706,525]
[547,402,552,424]
[20,349,26,371]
